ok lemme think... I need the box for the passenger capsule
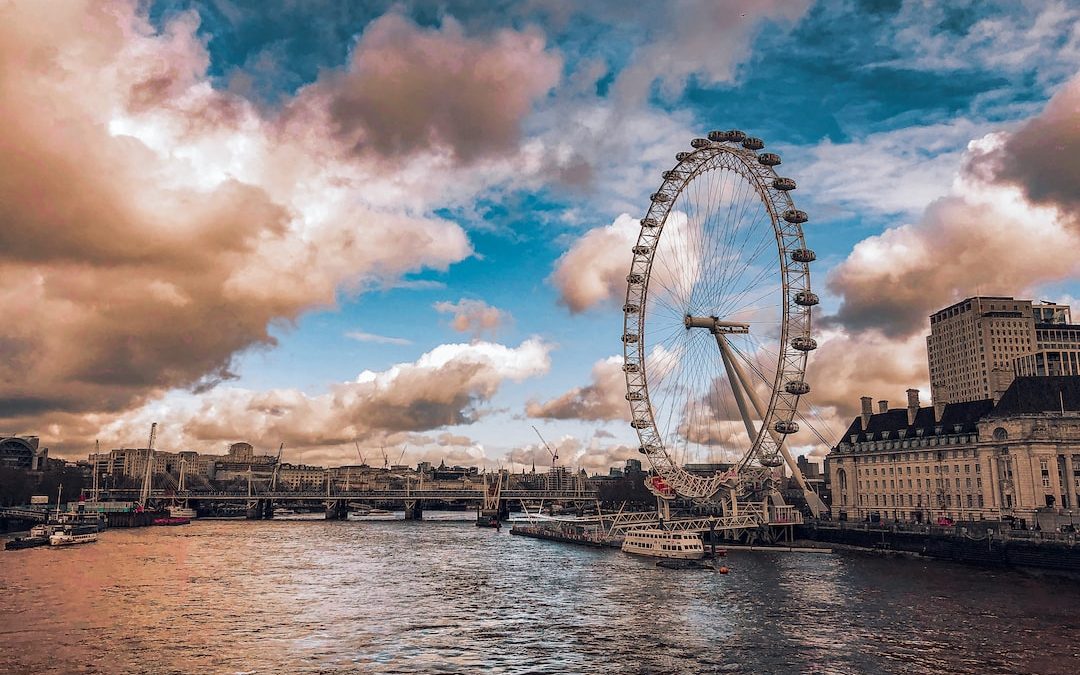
[782,209,808,224]
[650,192,671,203]
[623,303,640,314]
[794,291,819,307]
[790,248,816,263]
[707,130,729,142]
[760,456,783,467]
[638,446,647,454]
[675,152,692,161]
[626,273,644,284]
[742,137,765,151]
[640,217,658,228]
[632,245,652,256]
[626,391,644,401]
[774,420,799,434]
[791,336,818,352]
[690,138,711,148]
[662,170,682,180]
[631,419,650,429]
[622,332,639,344]
[784,381,811,395]
[772,177,797,191]
[758,152,782,166]
[623,363,640,373]
[726,129,746,143]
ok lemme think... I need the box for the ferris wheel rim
[621,131,816,500]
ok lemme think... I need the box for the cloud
[611,1,811,102]
[824,134,1080,337]
[549,214,640,312]
[972,71,1080,228]
[0,2,586,428]
[503,434,638,475]
[433,299,510,337]
[345,331,412,346]
[86,338,551,456]
[294,12,562,162]
[526,356,629,421]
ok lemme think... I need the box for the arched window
[992,427,1008,441]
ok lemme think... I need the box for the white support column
[715,333,827,517]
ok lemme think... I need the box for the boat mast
[139,422,157,508]
[55,482,63,520]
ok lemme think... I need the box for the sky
[2,0,1079,474]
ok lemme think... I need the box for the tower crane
[531,425,559,474]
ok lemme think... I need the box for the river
[2,515,1079,674]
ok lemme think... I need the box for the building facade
[827,378,1080,525]
[0,435,48,470]
[927,297,1080,407]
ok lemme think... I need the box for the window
[964,464,970,474]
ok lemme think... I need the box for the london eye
[621,130,823,513]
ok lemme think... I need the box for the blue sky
[3,0,1079,470]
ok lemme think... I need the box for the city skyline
[2,1,1080,477]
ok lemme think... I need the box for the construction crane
[396,444,408,467]
[270,442,285,491]
[531,425,559,474]
[353,440,367,467]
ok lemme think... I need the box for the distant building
[0,435,48,470]
[826,377,1080,526]
[927,297,1080,408]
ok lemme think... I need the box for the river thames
[2,516,1079,674]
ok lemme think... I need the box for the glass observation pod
[773,177,797,191]
[774,420,800,434]
[690,138,712,148]
[783,209,808,224]
[791,248,816,263]
[784,381,811,395]
[758,152,782,166]
[742,137,765,150]
[791,336,818,352]
[794,291,820,306]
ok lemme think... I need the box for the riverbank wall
[797,522,1080,573]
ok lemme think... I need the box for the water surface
[2,516,1079,674]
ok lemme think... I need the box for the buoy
[718,566,730,574]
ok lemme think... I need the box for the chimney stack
[877,400,889,414]
[860,396,873,430]
[906,389,920,426]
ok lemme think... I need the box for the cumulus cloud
[295,12,562,162]
[503,434,638,475]
[550,214,640,312]
[972,71,1080,228]
[87,339,551,456]
[824,135,1080,337]
[0,2,571,431]
[433,299,510,337]
[526,356,629,421]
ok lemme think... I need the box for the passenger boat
[49,530,98,546]
[347,508,397,521]
[167,505,197,519]
[621,529,705,560]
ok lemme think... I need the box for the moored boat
[621,529,705,560]
[49,531,98,546]
[167,506,197,519]
[5,536,49,550]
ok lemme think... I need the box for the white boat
[49,531,99,546]
[621,529,704,560]
[168,505,197,519]
[345,505,397,520]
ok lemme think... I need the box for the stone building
[827,377,1080,526]
[0,435,48,470]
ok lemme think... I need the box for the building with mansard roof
[827,377,1080,527]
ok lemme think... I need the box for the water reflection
[1,519,1079,674]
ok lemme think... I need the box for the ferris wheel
[621,129,821,506]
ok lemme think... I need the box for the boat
[167,505,197,519]
[621,529,705,560]
[49,530,98,546]
[5,536,49,550]
[347,508,397,521]
[152,516,191,526]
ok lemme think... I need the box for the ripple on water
[2,521,1080,673]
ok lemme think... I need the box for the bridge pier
[403,499,423,521]
[325,500,349,520]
